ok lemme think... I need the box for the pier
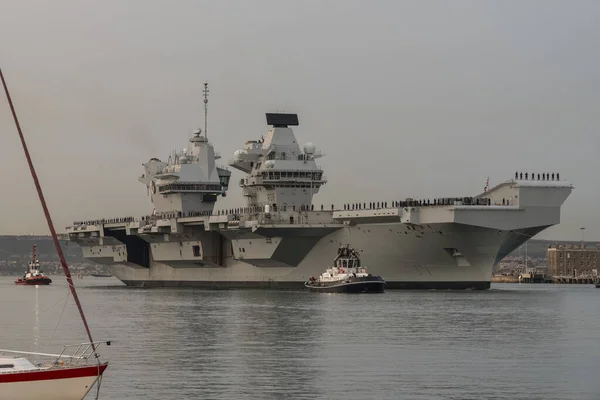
[492,274,599,285]
[518,272,552,284]
[551,275,598,284]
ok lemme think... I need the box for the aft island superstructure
[65,87,574,289]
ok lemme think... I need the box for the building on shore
[547,244,600,277]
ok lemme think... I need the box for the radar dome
[233,150,245,161]
[264,160,275,168]
[179,155,189,164]
[304,142,316,155]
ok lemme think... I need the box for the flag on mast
[484,176,489,192]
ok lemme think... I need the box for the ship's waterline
[65,99,573,289]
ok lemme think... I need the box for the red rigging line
[0,68,97,356]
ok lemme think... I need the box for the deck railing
[0,341,112,368]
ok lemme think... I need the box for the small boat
[0,68,109,399]
[90,273,112,278]
[14,245,52,286]
[305,245,386,293]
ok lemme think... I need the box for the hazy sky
[1,0,599,240]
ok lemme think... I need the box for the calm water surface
[0,277,599,399]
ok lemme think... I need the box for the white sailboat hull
[0,364,107,400]
[0,376,98,400]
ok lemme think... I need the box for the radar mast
[203,82,209,139]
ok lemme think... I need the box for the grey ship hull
[105,222,521,290]
[68,180,573,290]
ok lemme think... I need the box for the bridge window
[158,183,222,192]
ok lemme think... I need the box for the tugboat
[14,244,52,285]
[305,245,385,293]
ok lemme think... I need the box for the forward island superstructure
[65,86,574,289]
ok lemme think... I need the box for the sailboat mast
[0,68,97,356]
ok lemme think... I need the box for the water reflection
[1,280,590,400]
[225,291,325,399]
[33,286,40,349]
[129,290,327,399]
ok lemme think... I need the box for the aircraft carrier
[65,85,574,289]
